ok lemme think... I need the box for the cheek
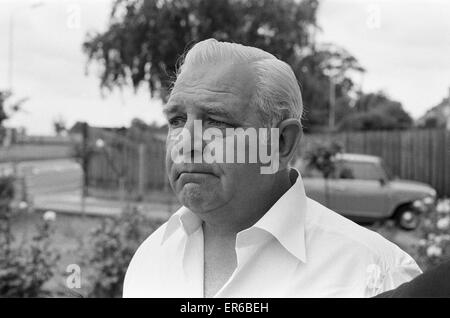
[218,163,260,190]
[165,141,176,178]
[165,143,172,167]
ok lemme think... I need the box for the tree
[298,43,364,131]
[53,116,67,136]
[83,0,364,131]
[338,92,413,131]
[0,90,28,143]
[0,91,28,126]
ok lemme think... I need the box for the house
[417,87,450,130]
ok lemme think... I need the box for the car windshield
[337,161,384,181]
[380,160,393,180]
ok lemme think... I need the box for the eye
[207,118,233,128]
[168,116,186,128]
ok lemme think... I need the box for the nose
[182,118,207,161]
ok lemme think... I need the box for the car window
[380,160,392,180]
[337,161,382,181]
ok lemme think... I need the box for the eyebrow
[162,104,183,117]
[204,106,236,120]
[163,103,240,122]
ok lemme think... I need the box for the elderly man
[123,39,421,298]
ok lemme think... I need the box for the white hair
[174,38,303,127]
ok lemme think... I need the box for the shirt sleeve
[369,251,423,297]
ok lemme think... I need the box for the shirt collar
[251,168,307,262]
[162,206,202,243]
[161,168,307,263]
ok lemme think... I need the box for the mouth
[175,168,217,181]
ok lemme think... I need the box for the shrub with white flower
[43,210,57,222]
[414,198,450,270]
[436,199,450,214]
[18,201,28,210]
[0,179,60,297]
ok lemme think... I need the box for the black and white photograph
[1,0,450,302]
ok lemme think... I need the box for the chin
[178,183,218,212]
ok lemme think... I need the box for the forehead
[166,62,257,118]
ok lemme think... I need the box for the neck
[201,169,293,239]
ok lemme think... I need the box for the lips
[175,165,217,180]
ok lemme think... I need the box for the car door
[328,160,389,220]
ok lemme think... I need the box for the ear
[277,118,302,170]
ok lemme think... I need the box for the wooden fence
[298,129,450,197]
[86,127,450,198]
[86,127,168,199]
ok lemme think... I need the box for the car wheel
[395,206,421,231]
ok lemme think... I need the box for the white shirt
[123,169,422,298]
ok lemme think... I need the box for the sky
[0,0,449,135]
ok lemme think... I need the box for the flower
[18,201,28,210]
[426,245,443,258]
[437,217,450,230]
[95,139,105,149]
[436,199,450,214]
[434,235,444,244]
[43,210,56,222]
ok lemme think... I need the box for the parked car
[297,153,437,230]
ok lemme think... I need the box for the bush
[1,175,59,297]
[413,199,450,270]
[0,211,60,297]
[0,176,15,214]
[81,206,162,298]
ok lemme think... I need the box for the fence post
[81,122,89,197]
[138,143,147,201]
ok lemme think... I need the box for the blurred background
[0,0,449,297]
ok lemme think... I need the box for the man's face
[164,62,273,214]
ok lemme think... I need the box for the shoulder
[127,220,169,268]
[305,198,422,295]
[305,198,419,269]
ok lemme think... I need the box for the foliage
[0,90,28,127]
[303,141,342,179]
[128,118,167,142]
[0,176,15,214]
[338,92,413,131]
[81,206,162,298]
[83,0,364,132]
[52,116,67,136]
[0,92,8,127]
[417,97,450,129]
[0,90,28,143]
[303,141,342,207]
[413,199,450,271]
[0,179,60,297]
